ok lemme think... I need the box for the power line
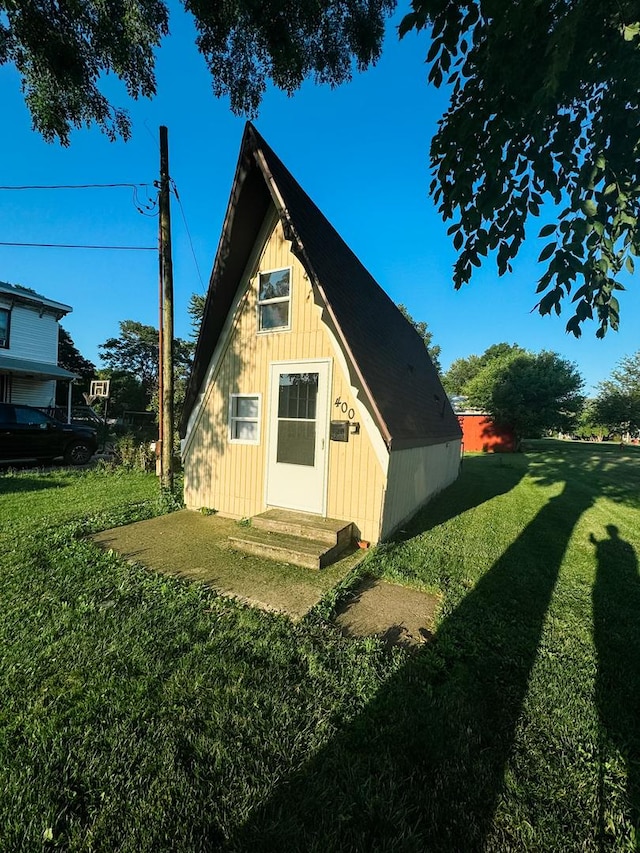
[0,241,156,251]
[171,179,206,292]
[0,182,152,191]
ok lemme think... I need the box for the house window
[229,394,261,444]
[0,308,10,348]
[258,268,291,332]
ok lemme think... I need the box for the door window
[276,373,318,466]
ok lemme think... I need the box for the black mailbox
[330,420,350,442]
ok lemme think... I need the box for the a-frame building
[181,124,461,544]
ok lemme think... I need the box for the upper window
[258,269,291,332]
[229,394,261,444]
[0,308,10,348]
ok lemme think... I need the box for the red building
[457,412,516,453]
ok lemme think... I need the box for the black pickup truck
[0,402,98,465]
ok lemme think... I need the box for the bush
[114,433,156,471]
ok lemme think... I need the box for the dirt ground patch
[92,509,365,620]
[333,577,441,647]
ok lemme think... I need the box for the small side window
[229,395,261,444]
[0,308,10,348]
[257,269,291,332]
[15,407,51,425]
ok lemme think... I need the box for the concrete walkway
[334,577,441,648]
[92,509,365,620]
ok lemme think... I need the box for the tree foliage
[57,326,95,379]
[462,348,584,444]
[99,320,192,409]
[397,303,442,372]
[187,292,206,343]
[442,342,523,395]
[575,401,609,441]
[400,0,640,337]
[56,326,96,405]
[593,351,640,436]
[95,369,149,419]
[1,0,394,144]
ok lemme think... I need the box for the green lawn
[1,444,639,851]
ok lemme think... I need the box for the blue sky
[1,7,638,395]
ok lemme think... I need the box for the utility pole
[158,125,174,491]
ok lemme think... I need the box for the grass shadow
[591,524,640,846]
[392,453,528,541]
[526,441,640,511]
[0,474,65,496]
[227,475,593,851]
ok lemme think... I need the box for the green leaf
[566,316,583,338]
[625,255,635,274]
[427,38,442,63]
[398,13,417,38]
[538,242,556,263]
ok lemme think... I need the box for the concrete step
[252,508,353,550]
[228,525,351,570]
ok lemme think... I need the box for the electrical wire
[0,179,159,221]
[0,241,156,251]
[0,182,152,190]
[133,184,159,217]
[170,179,206,292]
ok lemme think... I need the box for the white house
[180,125,462,546]
[0,281,77,411]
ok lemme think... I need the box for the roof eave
[0,285,72,317]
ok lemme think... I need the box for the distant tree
[188,293,206,342]
[99,321,160,397]
[575,401,609,441]
[56,326,96,405]
[400,0,640,337]
[593,352,640,437]
[441,354,482,397]
[58,326,95,378]
[99,320,193,410]
[2,0,394,144]
[94,369,149,419]
[464,350,585,447]
[442,343,524,396]
[397,303,442,373]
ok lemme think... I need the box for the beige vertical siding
[380,440,462,540]
[184,212,387,543]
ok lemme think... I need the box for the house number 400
[334,397,355,420]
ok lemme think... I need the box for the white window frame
[229,393,261,445]
[257,267,292,333]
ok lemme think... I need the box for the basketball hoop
[90,380,110,399]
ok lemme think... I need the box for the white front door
[266,360,330,514]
